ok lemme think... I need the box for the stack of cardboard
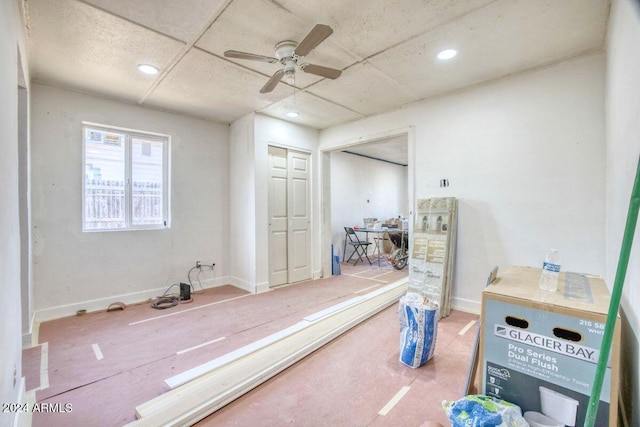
[407,197,457,317]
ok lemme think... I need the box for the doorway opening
[321,127,415,277]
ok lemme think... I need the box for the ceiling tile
[25,0,609,130]
[258,92,364,129]
[145,49,292,123]
[28,0,185,104]
[273,0,497,59]
[196,0,358,89]
[307,62,419,115]
[368,0,610,100]
[82,0,228,42]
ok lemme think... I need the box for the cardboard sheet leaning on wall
[407,197,457,318]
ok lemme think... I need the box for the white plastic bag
[442,395,529,427]
[398,292,438,368]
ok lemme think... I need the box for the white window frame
[82,122,170,232]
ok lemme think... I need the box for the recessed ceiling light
[437,49,458,60]
[286,111,300,118]
[137,64,159,75]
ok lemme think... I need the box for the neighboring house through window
[82,123,170,231]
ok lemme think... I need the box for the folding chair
[343,227,372,266]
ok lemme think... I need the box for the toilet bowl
[523,386,579,427]
[524,410,562,427]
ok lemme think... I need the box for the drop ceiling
[25,0,609,130]
[342,135,409,167]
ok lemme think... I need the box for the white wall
[30,84,230,320]
[18,84,32,347]
[606,0,640,423]
[330,151,408,258]
[229,113,257,291]
[1,0,29,424]
[229,113,320,291]
[321,52,606,312]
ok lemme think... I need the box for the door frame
[267,144,313,287]
[320,126,415,278]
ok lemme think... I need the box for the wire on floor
[151,283,179,310]
[150,263,215,310]
[151,296,178,310]
[151,282,192,310]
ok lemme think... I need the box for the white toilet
[523,386,579,427]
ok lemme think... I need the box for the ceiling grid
[27,0,609,130]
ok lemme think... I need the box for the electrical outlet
[196,261,201,268]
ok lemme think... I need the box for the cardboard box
[480,266,620,427]
[381,220,402,253]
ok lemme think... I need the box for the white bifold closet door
[268,146,311,287]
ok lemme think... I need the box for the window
[82,123,169,231]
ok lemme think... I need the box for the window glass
[131,137,164,226]
[83,124,169,231]
[84,129,126,230]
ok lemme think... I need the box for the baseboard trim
[255,281,270,293]
[452,296,481,315]
[129,278,408,426]
[33,276,232,323]
[228,276,258,293]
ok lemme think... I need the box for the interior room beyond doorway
[328,131,411,267]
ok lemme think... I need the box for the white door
[268,147,289,286]
[287,150,311,283]
[268,147,311,286]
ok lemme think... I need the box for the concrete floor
[23,260,478,426]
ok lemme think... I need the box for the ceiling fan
[224,24,343,93]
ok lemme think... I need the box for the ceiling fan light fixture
[224,24,341,93]
[437,49,458,60]
[284,70,295,85]
[137,63,159,75]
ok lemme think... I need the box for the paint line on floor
[23,389,37,427]
[355,283,386,294]
[378,386,410,416]
[458,320,477,336]
[369,271,395,280]
[40,342,49,390]
[342,272,390,285]
[364,277,389,284]
[92,343,104,360]
[32,322,41,347]
[129,294,251,326]
[340,272,368,279]
[354,268,379,276]
[177,337,226,355]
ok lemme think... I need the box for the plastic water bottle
[539,249,561,291]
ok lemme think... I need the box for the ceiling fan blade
[224,50,279,64]
[302,63,342,79]
[294,24,333,56]
[260,69,285,93]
